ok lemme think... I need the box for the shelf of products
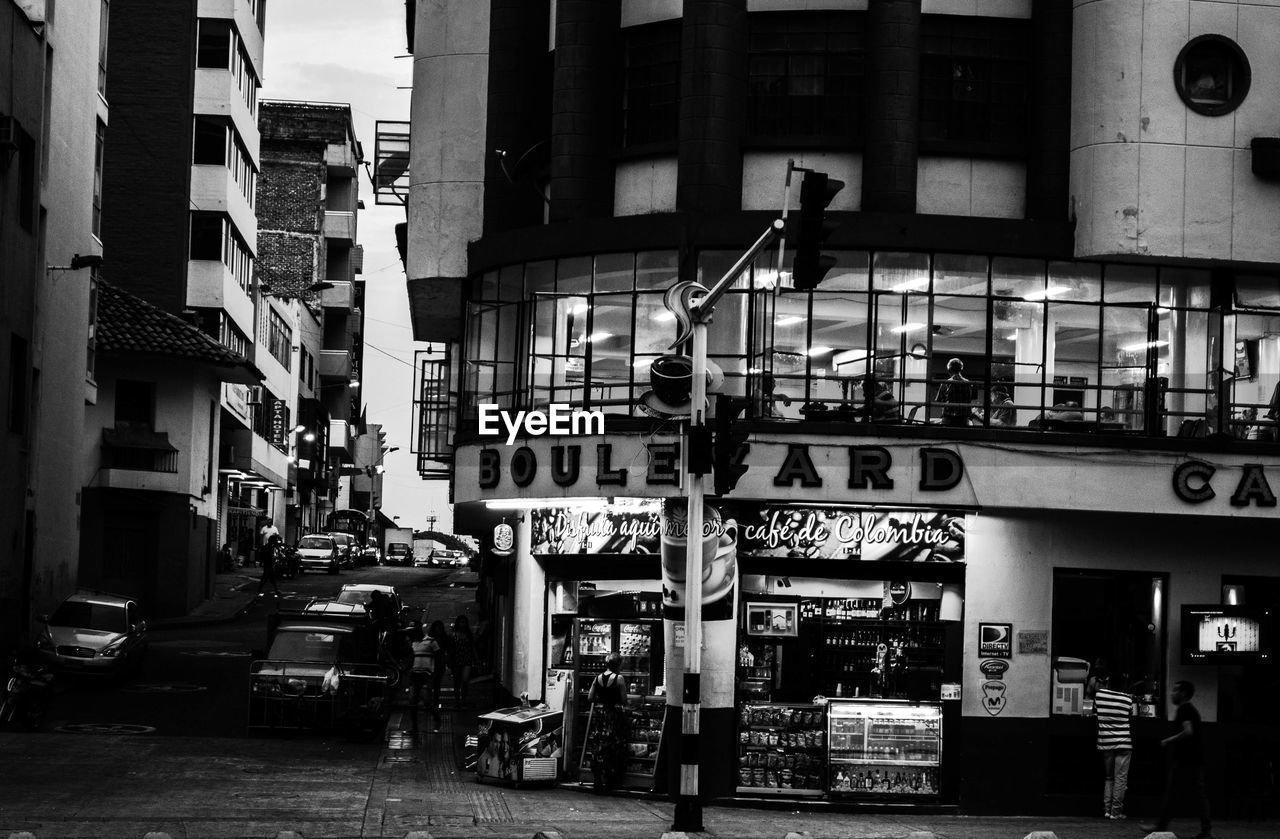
[827,700,942,798]
[578,696,666,789]
[736,703,827,796]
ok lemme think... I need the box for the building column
[676,0,747,216]
[509,513,544,701]
[548,0,621,223]
[862,0,921,214]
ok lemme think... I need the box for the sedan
[34,592,148,676]
[297,534,341,575]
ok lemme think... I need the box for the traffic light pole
[670,218,783,833]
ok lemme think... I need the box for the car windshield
[335,590,372,606]
[49,601,129,632]
[298,536,332,549]
[269,631,340,662]
[389,545,408,554]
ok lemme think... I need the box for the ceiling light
[1022,284,1070,302]
[890,278,929,293]
[806,346,833,356]
[777,316,804,326]
[1120,339,1170,352]
[890,323,927,334]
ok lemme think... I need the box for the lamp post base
[671,797,704,833]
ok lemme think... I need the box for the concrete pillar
[510,513,545,701]
[862,0,921,213]
[549,0,621,222]
[676,0,748,215]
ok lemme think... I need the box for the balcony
[325,142,359,176]
[319,348,353,382]
[187,259,254,339]
[194,68,261,161]
[190,164,256,254]
[323,210,356,244]
[98,427,183,494]
[329,419,354,462]
[318,280,355,311]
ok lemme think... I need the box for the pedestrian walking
[255,534,281,598]
[1141,679,1214,839]
[409,623,443,731]
[587,652,628,792]
[1092,668,1136,819]
[448,615,478,705]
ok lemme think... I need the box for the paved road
[5,565,1279,838]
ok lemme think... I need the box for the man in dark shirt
[1142,680,1212,839]
[934,358,974,426]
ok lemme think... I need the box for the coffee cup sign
[661,498,737,620]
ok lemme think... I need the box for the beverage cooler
[827,699,942,798]
[567,617,664,788]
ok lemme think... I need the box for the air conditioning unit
[0,115,19,152]
[246,385,264,405]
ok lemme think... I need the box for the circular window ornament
[1174,35,1250,116]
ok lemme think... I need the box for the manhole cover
[57,723,156,735]
[121,683,208,694]
[183,650,252,657]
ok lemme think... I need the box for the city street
[3,564,1280,839]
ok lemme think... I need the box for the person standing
[255,534,281,598]
[934,358,974,426]
[1141,680,1213,839]
[409,623,443,731]
[258,519,280,567]
[1092,670,1136,819]
[587,652,629,792]
[448,615,478,705]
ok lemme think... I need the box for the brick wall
[259,103,351,145]
[257,145,324,292]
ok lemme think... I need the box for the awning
[227,505,266,518]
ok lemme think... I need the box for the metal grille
[411,346,457,479]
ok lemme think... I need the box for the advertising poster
[529,505,660,555]
[660,498,737,621]
[733,506,966,563]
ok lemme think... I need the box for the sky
[262,0,453,534]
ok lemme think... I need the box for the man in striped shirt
[1093,670,1137,819]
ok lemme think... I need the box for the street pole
[671,218,783,832]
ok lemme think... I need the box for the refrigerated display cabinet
[827,699,942,798]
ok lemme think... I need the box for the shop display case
[827,700,941,797]
[578,695,666,789]
[568,618,662,778]
[735,703,827,796]
[800,598,946,700]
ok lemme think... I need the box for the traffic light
[713,395,751,496]
[791,170,844,291]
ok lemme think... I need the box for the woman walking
[448,615,478,705]
[587,652,629,792]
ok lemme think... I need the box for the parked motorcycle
[0,651,54,730]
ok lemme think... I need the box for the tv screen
[1180,604,1271,664]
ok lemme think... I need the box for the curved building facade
[408,0,1280,814]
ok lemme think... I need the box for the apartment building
[404,0,1280,816]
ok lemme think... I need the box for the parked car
[296,534,341,575]
[362,543,381,565]
[33,592,148,676]
[304,584,405,621]
[248,612,393,735]
[326,532,358,568]
[385,542,412,566]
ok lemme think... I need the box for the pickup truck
[247,610,394,735]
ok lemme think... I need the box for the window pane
[594,253,634,292]
[1047,302,1099,416]
[190,214,222,259]
[1101,306,1151,430]
[557,256,591,295]
[1236,276,1280,309]
[636,250,678,290]
[993,257,1046,300]
[526,260,555,295]
[872,252,929,293]
[817,251,871,291]
[934,253,988,296]
[1049,261,1101,303]
[634,292,674,357]
[588,293,634,402]
[193,118,226,165]
[196,19,231,69]
[1104,264,1157,304]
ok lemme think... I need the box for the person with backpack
[587,653,629,792]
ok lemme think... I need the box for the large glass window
[462,250,1279,442]
[747,12,865,140]
[920,16,1030,154]
[623,21,680,147]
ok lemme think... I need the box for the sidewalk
[148,568,260,628]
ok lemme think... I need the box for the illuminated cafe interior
[467,250,1280,440]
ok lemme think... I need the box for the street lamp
[667,218,784,833]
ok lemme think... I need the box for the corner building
[407,0,1280,816]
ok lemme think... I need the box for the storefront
[461,428,1280,814]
